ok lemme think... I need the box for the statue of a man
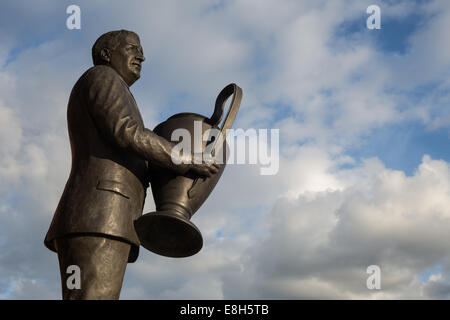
[44,30,218,299]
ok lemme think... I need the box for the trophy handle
[188,83,243,199]
[207,83,243,131]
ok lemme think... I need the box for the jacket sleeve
[84,66,189,174]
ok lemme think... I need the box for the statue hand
[188,154,219,178]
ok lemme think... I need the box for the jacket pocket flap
[96,180,130,199]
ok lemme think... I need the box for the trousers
[54,234,131,300]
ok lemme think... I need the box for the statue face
[109,33,145,86]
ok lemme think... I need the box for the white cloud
[223,155,450,299]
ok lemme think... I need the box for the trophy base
[134,211,203,258]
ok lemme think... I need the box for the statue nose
[136,54,145,62]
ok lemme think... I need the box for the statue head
[92,30,145,86]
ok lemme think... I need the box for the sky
[1,0,450,299]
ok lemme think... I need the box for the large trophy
[135,83,242,258]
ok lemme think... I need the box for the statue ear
[100,48,111,63]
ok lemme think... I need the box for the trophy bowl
[134,84,242,258]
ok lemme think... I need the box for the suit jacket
[45,65,178,262]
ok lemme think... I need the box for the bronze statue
[43,30,229,299]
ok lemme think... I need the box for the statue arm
[85,66,190,174]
